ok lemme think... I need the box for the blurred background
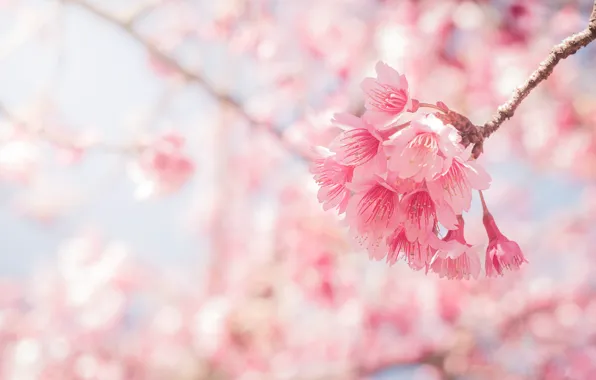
[0,0,595,379]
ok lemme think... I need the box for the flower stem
[478,190,489,215]
[381,121,411,139]
[418,103,445,112]
[482,0,596,139]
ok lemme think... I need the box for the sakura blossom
[385,225,439,270]
[313,61,526,281]
[428,216,482,280]
[386,113,462,182]
[310,147,353,214]
[481,191,529,277]
[426,151,492,215]
[345,175,401,236]
[329,112,385,167]
[0,0,595,379]
[361,61,418,127]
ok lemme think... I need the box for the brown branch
[64,0,308,161]
[481,1,596,140]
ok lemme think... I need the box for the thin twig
[0,101,140,154]
[64,0,308,161]
[123,1,160,27]
[481,1,596,139]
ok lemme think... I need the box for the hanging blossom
[311,147,353,214]
[428,216,482,280]
[480,191,528,277]
[361,61,419,128]
[329,112,386,169]
[311,61,525,280]
[344,175,401,257]
[385,114,462,182]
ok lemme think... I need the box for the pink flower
[311,147,354,214]
[429,217,481,280]
[398,188,458,243]
[129,133,194,199]
[483,212,527,277]
[345,176,400,238]
[386,225,442,270]
[479,191,527,277]
[426,149,492,214]
[385,114,462,182]
[361,61,418,128]
[329,113,385,167]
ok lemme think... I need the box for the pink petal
[467,247,482,279]
[442,240,467,259]
[439,155,454,176]
[360,77,377,94]
[435,200,458,230]
[345,177,376,193]
[338,195,350,214]
[312,145,333,158]
[459,145,474,161]
[466,161,492,190]
[330,128,380,166]
[383,127,417,152]
[375,61,400,84]
[425,179,444,206]
[353,150,387,182]
[332,112,364,131]
[399,74,409,90]
[319,187,341,210]
[392,149,422,179]
[427,232,447,250]
[413,154,444,182]
[363,110,401,129]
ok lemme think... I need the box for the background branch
[0,101,140,154]
[481,1,596,139]
[64,0,309,161]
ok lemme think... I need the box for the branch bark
[481,1,596,139]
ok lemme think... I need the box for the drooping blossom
[385,114,462,182]
[310,147,353,214]
[329,113,386,169]
[480,192,528,277]
[129,133,195,199]
[426,148,492,214]
[361,61,418,128]
[399,188,458,242]
[429,217,481,280]
[385,224,442,270]
[306,60,529,281]
[345,175,401,251]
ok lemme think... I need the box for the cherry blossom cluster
[312,62,527,280]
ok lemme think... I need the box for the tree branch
[63,0,308,161]
[481,1,596,139]
[0,101,140,154]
